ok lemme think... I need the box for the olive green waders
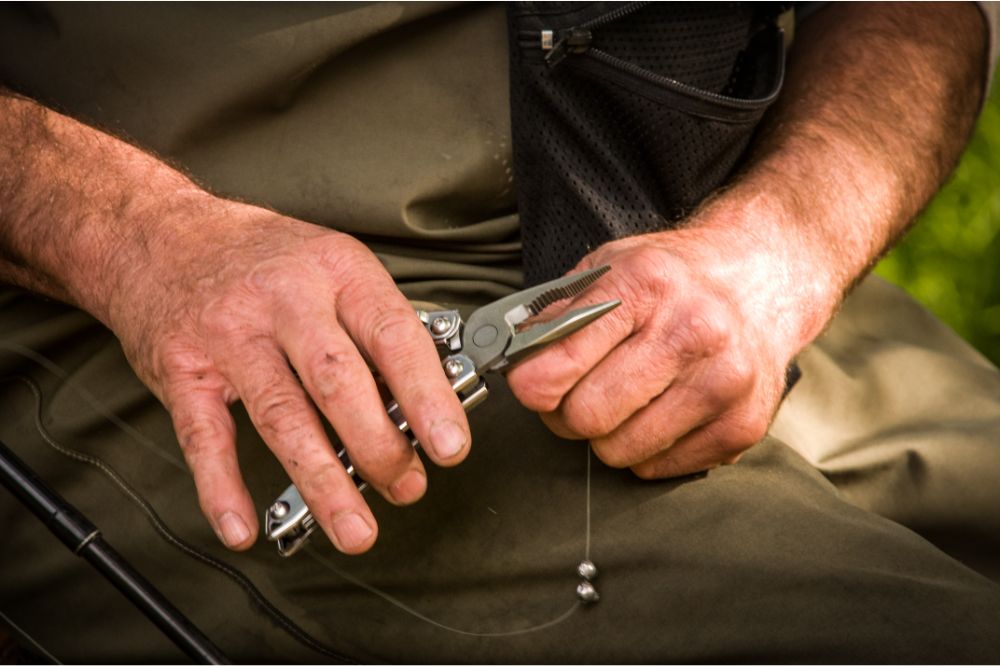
[2,277,1000,662]
[0,3,999,662]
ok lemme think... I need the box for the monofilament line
[585,442,592,561]
[2,343,597,641]
[306,548,579,638]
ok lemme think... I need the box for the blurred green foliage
[875,74,1000,368]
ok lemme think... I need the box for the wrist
[96,182,224,332]
[681,180,849,354]
[0,94,224,328]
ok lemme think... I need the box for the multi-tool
[264,265,621,556]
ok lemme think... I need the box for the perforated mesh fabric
[595,3,759,94]
[508,2,786,284]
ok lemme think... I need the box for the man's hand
[511,2,988,478]
[116,203,471,553]
[507,203,824,478]
[0,92,471,554]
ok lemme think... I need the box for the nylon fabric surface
[0,2,523,306]
[1,2,1000,662]
[1,279,1000,662]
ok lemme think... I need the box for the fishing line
[0,341,185,472]
[1,343,601,649]
[1,373,351,663]
[586,442,592,561]
[307,548,581,638]
[301,439,597,636]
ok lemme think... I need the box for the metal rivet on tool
[270,501,289,519]
[472,324,499,347]
[577,560,598,580]
[431,317,451,335]
[576,580,600,604]
[444,358,465,378]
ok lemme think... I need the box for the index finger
[337,273,471,466]
[230,350,379,554]
[506,285,635,413]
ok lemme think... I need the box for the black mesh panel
[508,2,786,283]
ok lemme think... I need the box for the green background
[875,76,1000,368]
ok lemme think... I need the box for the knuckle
[718,349,758,398]
[198,300,252,342]
[563,391,616,439]
[251,390,308,440]
[667,303,731,362]
[628,246,668,281]
[156,337,209,378]
[621,251,670,310]
[365,308,424,363]
[175,415,229,457]
[630,460,666,481]
[198,307,254,350]
[355,440,410,481]
[590,438,631,469]
[508,376,564,413]
[308,349,360,405]
[511,342,596,413]
[320,232,370,266]
[299,460,348,498]
[740,414,770,445]
[694,355,757,408]
[717,412,769,451]
[557,336,595,377]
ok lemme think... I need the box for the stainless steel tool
[264,266,620,556]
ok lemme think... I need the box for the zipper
[585,46,782,110]
[528,4,783,111]
[541,1,650,67]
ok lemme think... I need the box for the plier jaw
[264,266,619,556]
[462,265,620,373]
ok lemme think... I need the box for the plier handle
[265,266,620,556]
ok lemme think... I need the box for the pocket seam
[559,52,779,124]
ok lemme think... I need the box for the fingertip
[628,460,661,481]
[327,510,378,555]
[539,411,587,441]
[507,365,565,413]
[214,510,257,550]
[387,466,427,505]
[426,417,470,465]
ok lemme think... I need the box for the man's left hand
[507,211,824,479]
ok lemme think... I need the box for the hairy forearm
[0,87,214,325]
[509,2,991,478]
[0,88,473,554]
[696,2,987,346]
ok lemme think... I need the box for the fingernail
[331,511,374,551]
[218,512,250,548]
[430,419,468,459]
[389,468,426,504]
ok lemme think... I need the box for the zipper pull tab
[543,27,593,68]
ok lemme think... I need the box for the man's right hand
[108,199,472,553]
[0,90,470,554]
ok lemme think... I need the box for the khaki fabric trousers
[1,275,999,663]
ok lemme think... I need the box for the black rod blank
[0,438,230,664]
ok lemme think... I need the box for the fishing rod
[0,438,230,665]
